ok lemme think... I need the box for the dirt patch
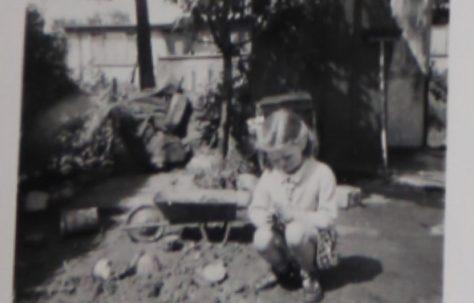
[15,170,444,303]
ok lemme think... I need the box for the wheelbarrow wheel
[125,205,167,243]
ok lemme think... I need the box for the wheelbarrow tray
[153,188,251,224]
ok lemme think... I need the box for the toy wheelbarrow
[123,189,252,244]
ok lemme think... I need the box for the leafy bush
[21,7,78,128]
[20,7,78,176]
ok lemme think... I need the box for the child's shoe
[255,272,279,292]
[301,271,324,303]
[255,263,296,292]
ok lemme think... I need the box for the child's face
[267,146,304,174]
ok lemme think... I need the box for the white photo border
[1,0,474,302]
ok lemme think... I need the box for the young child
[248,109,339,303]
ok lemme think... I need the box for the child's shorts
[313,228,339,270]
[272,223,339,271]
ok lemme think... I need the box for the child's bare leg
[285,222,323,302]
[285,222,318,275]
[253,226,291,273]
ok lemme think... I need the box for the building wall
[65,28,221,89]
[430,24,449,74]
[387,0,432,148]
[156,54,222,92]
[386,38,427,147]
[66,30,138,85]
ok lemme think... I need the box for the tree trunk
[135,0,155,89]
[219,54,233,158]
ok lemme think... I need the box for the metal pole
[379,41,389,172]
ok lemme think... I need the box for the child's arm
[248,171,274,227]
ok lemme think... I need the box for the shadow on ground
[273,255,383,292]
[181,223,255,244]
[322,256,383,291]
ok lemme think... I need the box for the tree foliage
[21,7,77,129]
[20,7,78,177]
[171,0,311,157]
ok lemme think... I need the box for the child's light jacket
[249,158,338,229]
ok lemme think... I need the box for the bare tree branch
[204,7,225,51]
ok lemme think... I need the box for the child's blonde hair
[256,109,318,157]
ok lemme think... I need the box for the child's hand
[264,213,275,225]
[275,209,294,225]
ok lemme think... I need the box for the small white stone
[92,258,113,280]
[201,261,227,284]
[335,185,361,209]
[135,252,161,276]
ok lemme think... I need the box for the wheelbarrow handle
[122,221,169,230]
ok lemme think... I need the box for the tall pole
[135,0,155,89]
[367,29,399,174]
[379,41,388,173]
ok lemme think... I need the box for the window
[432,0,449,25]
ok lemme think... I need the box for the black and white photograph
[9,0,452,302]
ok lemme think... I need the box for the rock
[136,254,161,277]
[24,191,49,212]
[335,185,362,209]
[129,251,161,277]
[92,258,113,280]
[162,234,184,252]
[236,174,258,192]
[60,207,99,236]
[201,261,227,284]
[363,193,392,206]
